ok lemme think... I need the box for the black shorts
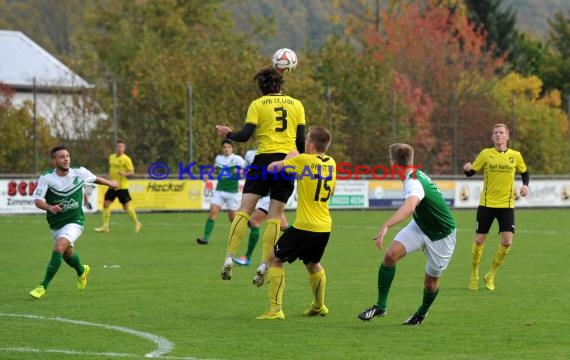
[243,153,294,203]
[274,227,330,265]
[104,188,132,204]
[476,206,515,234]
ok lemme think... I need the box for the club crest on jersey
[59,198,80,211]
[73,177,80,185]
[509,156,515,164]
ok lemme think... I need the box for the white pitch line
[0,313,176,358]
[0,347,214,360]
[0,347,138,358]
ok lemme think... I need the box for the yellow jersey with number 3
[283,153,336,232]
[109,153,134,189]
[471,147,527,208]
[245,94,305,154]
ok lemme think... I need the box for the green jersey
[405,170,456,241]
[214,154,244,193]
[33,167,96,230]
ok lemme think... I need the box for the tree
[509,33,549,76]
[540,10,570,94]
[464,0,518,60]
[76,0,264,169]
[312,37,392,166]
[490,72,568,173]
[0,85,56,173]
[365,0,503,173]
[0,0,86,56]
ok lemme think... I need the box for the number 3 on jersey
[274,107,287,132]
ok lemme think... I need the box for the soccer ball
[272,48,297,73]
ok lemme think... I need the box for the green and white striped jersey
[214,154,244,193]
[405,170,456,241]
[33,167,96,230]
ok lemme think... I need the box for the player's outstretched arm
[95,177,119,189]
[267,160,286,172]
[268,151,299,172]
[374,196,419,249]
[216,124,256,142]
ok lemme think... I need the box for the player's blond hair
[389,143,414,166]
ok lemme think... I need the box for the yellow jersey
[245,94,305,154]
[108,153,134,189]
[283,153,336,232]
[471,147,527,208]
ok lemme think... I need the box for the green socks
[417,288,439,316]
[41,251,63,289]
[377,263,396,310]
[246,227,260,259]
[64,252,85,276]
[204,218,215,241]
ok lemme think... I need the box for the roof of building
[0,30,92,89]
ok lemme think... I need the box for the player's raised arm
[216,124,256,142]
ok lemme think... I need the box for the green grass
[1,209,569,360]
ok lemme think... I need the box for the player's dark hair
[389,143,414,166]
[253,67,283,95]
[50,145,68,158]
[221,139,233,147]
[117,139,125,144]
[308,126,331,153]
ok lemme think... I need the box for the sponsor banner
[200,180,369,210]
[330,180,368,209]
[0,179,98,214]
[455,180,570,208]
[368,180,455,208]
[97,180,202,210]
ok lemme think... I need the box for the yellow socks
[261,219,281,263]
[102,208,111,228]
[487,244,510,278]
[308,269,326,309]
[226,211,250,256]
[127,207,139,224]
[471,243,484,280]
[268,266,285,312]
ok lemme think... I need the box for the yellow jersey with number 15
[283,153,336,232]
[245,94,305,155]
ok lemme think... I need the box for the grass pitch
[1,209,569,359]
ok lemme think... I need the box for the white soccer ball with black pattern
[272,48,297,73]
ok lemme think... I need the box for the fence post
[567,95,570,173]
[33,77,38,174]
[391,88,396,144]
[453,92,458,175]
[326,85,332,151]
[112,80,118,145]
[511,91,516,145]
[188,84,193,164]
